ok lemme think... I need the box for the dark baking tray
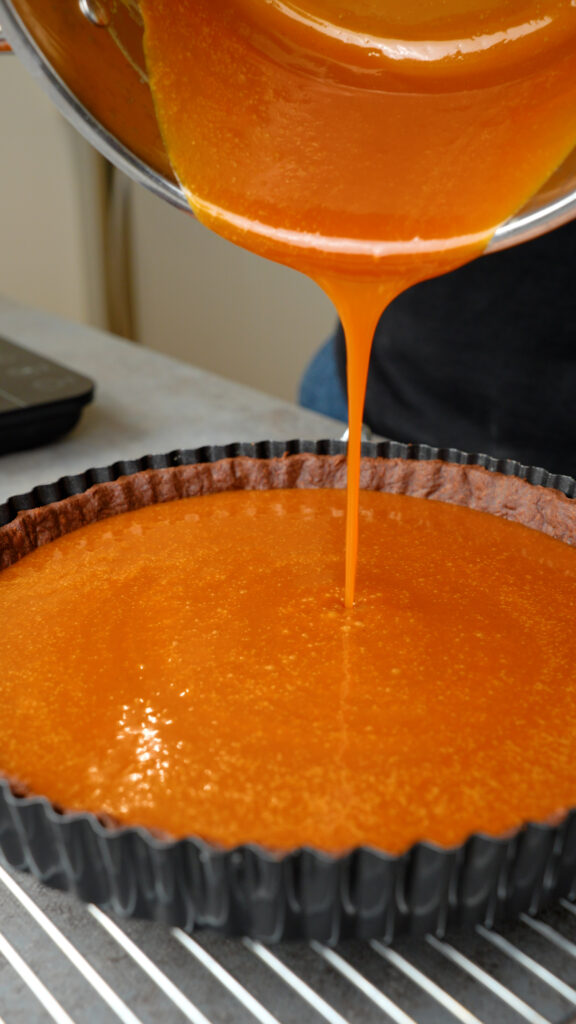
[1,438,576,944]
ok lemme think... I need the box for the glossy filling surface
[2,487,576,854]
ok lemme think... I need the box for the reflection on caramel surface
[2,488,576,853]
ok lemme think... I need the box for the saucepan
[1,0,576,251]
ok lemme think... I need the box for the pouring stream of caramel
[139,0,576,606]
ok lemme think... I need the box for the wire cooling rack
[3,863,576,1024]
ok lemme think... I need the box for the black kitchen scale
[0,336,94,455]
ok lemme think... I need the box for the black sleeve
[335,218,576,475]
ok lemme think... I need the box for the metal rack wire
[4,862,576,1023]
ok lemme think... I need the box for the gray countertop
[0,297,342,503]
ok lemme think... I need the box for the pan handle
[78,0,111,27]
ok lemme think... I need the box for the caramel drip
[138,0,576,604]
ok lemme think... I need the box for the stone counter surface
[0,297,342,504]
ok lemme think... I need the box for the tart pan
[1,438,576,944]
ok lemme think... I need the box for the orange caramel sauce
[4,3,576,858]
[2,488,576,853]
[139,0,576,605]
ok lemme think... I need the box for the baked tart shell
[2,439,576,942]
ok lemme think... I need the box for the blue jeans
[298,338,348,423]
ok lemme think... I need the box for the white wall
[0,57,106,327]
[129,182,337,403]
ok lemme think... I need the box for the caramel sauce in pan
[139,0,576,605]
[10,0,173,180]
[2,489,576,853]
